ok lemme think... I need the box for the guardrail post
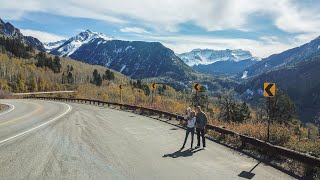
[239,139,246,149]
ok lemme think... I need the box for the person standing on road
[181,110,196,150]
[195,106,208,149]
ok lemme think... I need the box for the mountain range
[237,37,320,121]
[243,36,320,78]
[0,18,46,51]
[194,59,257,76]
[0,18,237,92]
[177,49,259,75]
[50,30,195,80]
[178,49,259,66]
[2,17,320,122]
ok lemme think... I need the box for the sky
[0,0,319,58]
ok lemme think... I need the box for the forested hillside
[0,36,128,93]
[238,54,320,123]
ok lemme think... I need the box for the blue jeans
[182,127,195,148]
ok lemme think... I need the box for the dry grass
[69,84,320,157]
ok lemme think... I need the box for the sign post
[151,82,156,104]
[193,83,201,106]
[119,85,123,103]
[264,82,276,142]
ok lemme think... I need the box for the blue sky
[0,0,319,58]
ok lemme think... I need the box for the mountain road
[0,99,294,179]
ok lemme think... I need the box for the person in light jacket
[195,106,208,149]
[181,110,196,150]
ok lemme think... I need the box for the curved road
[0,99,294,179]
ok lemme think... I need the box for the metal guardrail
[25,96,320,167]
[12,91,76,96]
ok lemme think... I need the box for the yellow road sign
[193,83,201,91]
[264,83,276,97]
[151,82,156,89]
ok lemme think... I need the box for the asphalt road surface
[0,99,294,179]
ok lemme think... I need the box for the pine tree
[53,56,62,73]
[230,102,251,122]
[67,72,73,84]
[268,90,297,123]
[92,69,102,86]
[217,91,236,121]
[192,85,208,109]
[142,84,150,95]
[109,71,115,81]
[103,69,115,81]
[240,102,251,121]
[137,80,142,89]
[96,74,102,86]
[103,69,111,80]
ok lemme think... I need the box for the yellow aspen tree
[38,77,47,91]
[30,77,38,92]
[16,73,27,93]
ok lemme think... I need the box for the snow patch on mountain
[113,48,123,53]
[241,71,248,79]
[44,40,67,52]
[120,65,126,73]
[125,46,134,51]
[53,30,113,57]
[177,49,260,67]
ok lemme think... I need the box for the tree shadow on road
[162,148,203,158]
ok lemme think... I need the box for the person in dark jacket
[195,106,208,149]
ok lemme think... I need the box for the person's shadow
[163,148,203,158]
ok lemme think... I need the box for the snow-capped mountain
[177,48,259,76]
[244,36,320,78]
[177,49,259,67]
[0,18,46,51]
[51,30,194,80]
[44,39,67,52]
[51,30,113,57]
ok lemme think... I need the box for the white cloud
[120,27,150,34]
[20,29,66,43]
[129,34,307,58]
[1,0,319,34]
[1,0,319,56]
